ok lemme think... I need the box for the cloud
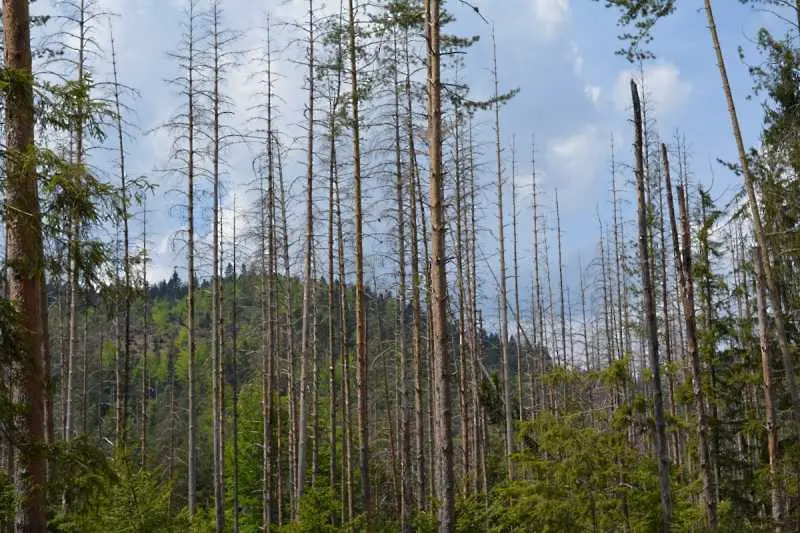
[531,0,570,38]
[612,62,692,118]
[584,85,601,106]
[570,41,583,77]
[546,124,604,191]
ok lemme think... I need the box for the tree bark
[631,80,672,531]
[753,246,783,530]
[426,0,454,529]
[491,28,514,480]
[673,182,717,530]
[296,0,316,508]
[347,0,371,520]
[4,0,47,528]
[703,0,800,425]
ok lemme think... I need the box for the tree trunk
[296,0,316,508]
[511,142,523,422]
[631,80,672,531]
[671,181,716,530]
[185,0,198,514]
[663,144,714,524]
[405,25,426,510]
[392,26,413,530]
[426,0,454,529]
[491,28,514,480]
[4,0,47,528]
[703,0,800,425]
[753,246,783,530]
[261,25,276,531]
[231,194,240,533]
[211,4,224,529]
[347,0,371,520]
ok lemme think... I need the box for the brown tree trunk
[4,0,47,528]
[663,145,713,519]
[753,246,783,530]
[671,181,717,530]
[426,0,454,529]
[346,0,371,521]
[703,0,800,424]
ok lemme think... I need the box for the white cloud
[531,0,570,38]
[613,62,692,118]
[584,85,601,106]
[546,124,603,190]
[570,40,583,77]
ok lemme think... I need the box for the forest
[1,0,799,531]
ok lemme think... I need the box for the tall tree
[347,0,371,518]
[425,0,454,529]
[296,0,316,507]
[4,0,48,529]
[491,27,513,480]
[631,79,672,530]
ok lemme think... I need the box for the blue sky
[31,0,789,327]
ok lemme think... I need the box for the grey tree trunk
[491,28,514,480]
[296,0,316,509]
[631,80,672,531]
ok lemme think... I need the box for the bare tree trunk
[185,0,198,514]
[426,0,454,529]
[491,28,514,480]
[346,0,371,520]
[278,143,295,522]
[140,197,149,466]
[231,194,240,533]
[703,0,800,424]
[556,190,567,370]
[335,172,354,524]
[4,0,47,528]
[326,77,341,504]
[210,5,225,530]
[753,246,783,530]
[511,141,523,422]
[467,118,483,489]
[674,184,717,529]
[261,25,277,531]
[296,0,316,508]
[631,80,672,531]
[656,145,679,467]
[454,99,471,496]
[405,25,426,510]
[531,141,545,413]
[392,25,413,530]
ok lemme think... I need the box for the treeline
[1,0,800,532]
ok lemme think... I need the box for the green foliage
[51,441,187,533]
[457,412,663,532]
[591,0,676,60]
[278,486,341,533]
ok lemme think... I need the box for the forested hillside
[2,0,800,532]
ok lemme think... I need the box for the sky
[28,0,793,327]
